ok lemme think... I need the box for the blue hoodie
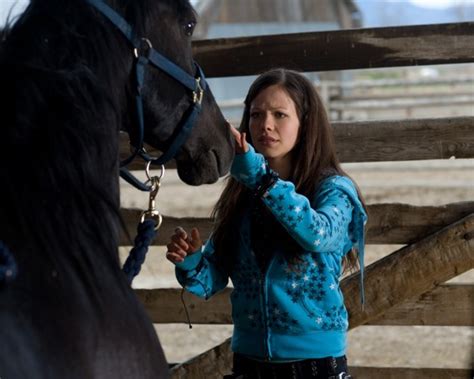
[175,145,367,361]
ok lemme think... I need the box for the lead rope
[122,219,157,284]
[122,163,164,284]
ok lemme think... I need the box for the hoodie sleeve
[230,144,267,188]
[261,177,354,253]
[231,146,361,254]
[174,238,229,300]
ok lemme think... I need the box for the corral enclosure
[118,18,473,379]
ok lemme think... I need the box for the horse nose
[213,140,233,177]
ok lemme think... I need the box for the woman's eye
[250,112,260,119]
[183,21,196,36]
[275,112,286,118]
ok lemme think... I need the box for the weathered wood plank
[328,76,474,89]
[344,214,474,328]
[137,284,474,326]
[332,117,474,162]
[331,91,474,102]
[169,337,232,379]
[330,94,474,110]
[137,288,232,325]
[192,22,474,78]
[371,284,474,326]
[120,202,474,246]
[121,116,474,169]
[120,210,215,246]
[365,202,474,245]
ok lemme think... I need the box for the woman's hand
[166,227,203,264]
[229,123,249,154]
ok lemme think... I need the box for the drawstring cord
[180,287,193,329]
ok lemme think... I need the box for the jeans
[223,354,352,379]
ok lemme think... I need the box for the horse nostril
[211,148,231,176]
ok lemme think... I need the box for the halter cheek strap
[85,0,207,191]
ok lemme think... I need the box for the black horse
[0,0,233,378]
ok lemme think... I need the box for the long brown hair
[212,69,365,272]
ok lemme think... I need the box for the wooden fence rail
[136,283,473,326]
[322,76,474,90]
[121,116,474,170]
[330,95,474,110]
[192,22,474,77]
[120,202,474,246]
[341,214,474,328]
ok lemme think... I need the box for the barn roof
[194,0,362,38]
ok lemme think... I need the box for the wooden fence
[325,76,474,121]
[120,22,474,378]
[210,76,474,122]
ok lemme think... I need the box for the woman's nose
[262,114,274,131]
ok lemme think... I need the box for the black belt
[225,353,351,379]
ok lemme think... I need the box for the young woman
[166,69,367,379]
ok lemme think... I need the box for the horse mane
[0,0,154,289]
[0,0,197,278]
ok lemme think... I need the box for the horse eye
[183,21,196,36]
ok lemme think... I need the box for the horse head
[92,0,234,185]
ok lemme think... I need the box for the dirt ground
[120,158,474,370]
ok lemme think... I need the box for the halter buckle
[192,77,204,105]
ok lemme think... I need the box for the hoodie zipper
[259,258,275,361]
[258,275,270,360]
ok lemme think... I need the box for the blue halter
[86,0,207,191]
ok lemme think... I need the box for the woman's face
[248,85,301,164]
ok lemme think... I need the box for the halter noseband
[86,0,207,191]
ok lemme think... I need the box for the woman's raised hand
[166,227,203,264]
[229,123,249,154]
